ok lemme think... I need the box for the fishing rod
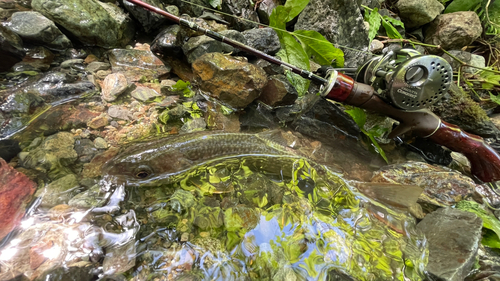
[126,0,500,183]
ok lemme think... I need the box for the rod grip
[428,121,500,182]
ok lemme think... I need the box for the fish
[101,131,305,187]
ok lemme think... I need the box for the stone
[258,74,298,106]
[60,59,84,69]
[295,0,369,68]
[122,0,166,33]
[108,105,132,121]
[101,73,128,102]
[8,11,72,50]
[108,49,171,82]
[221,0,259,31]
[93,137,108,149]
[424,12,483,53]
[180,117,207,132]
[256,0,280,25]
[192,53,267,108]
[0,139,21,162]
[442,50,486,74]
[417,207,482,281]
[371,161,477,207]
[254,58,284,75]
[0,24,25,72]
[35,173,79,207]
[182,30,247,63]
[86,62,110,73]
[205,101,240,132]
[151,24,183,56]
[131,86,161,102]
[68,184,106,208]
[74,138,99,163]
[0,157,36,240]
[370,39,384,53]
[13,46,54,72]
[242,28,281,55]
[31,0,135,48]
[395,0,444,29]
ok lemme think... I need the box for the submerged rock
[295,0,369,67]
[31,0,135,48]
[424,11,483,53]
[417,207,482,281]
[192,53,267,108]
[8,11,72,50]
[35,173,79,207]
[0,157,37,240]
[395,0,444,29]
[108,49,171,82]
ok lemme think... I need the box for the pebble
[181,232,190,242]
[101,73,129,102]
[93,137,108,149]
[131,86,161,102]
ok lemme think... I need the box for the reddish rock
[0,157,37,240]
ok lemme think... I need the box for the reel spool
[356,49,453,110]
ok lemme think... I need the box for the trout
[102,131,304,187]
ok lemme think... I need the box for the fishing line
[178,0,375,56]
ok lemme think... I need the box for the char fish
[102,131,303,187]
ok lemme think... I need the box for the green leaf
[490,92,500,105]
[381,18,403,39]
[293,30,345,67]
[482,229,500,249]
[345,107,367,128]
[208,0,221,8]
[366,131,389,163]
[456,200,500,243]
[382,16,404,28]
[444,0,482,13]
[365,7,382,42]
[275,34,311,96]
[284,0,310,22]
[269,5,289,30]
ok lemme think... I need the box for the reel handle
[428,121,500,183]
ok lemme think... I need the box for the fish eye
[134,165,153,179]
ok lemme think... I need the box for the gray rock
[417,207,482,281]
[60,59,84,69]
[0,92,43,114]
[31,0,135,48]
[220,0,259,31]
[131,86,160,102]
[295,0,369,68]
[242,28,280,55]
[122,0,166,33]
[74,138,99,163]
[86,61,110,73]
[256,0,280,25]
[369,39,384,53]
[151,24,183,56]
[93,137,108,149]
[395,0,444,29]
[254,58,284,75]
[424,11,483,53]
[36,173,80,207]
[0,24,25,72]
[68,184,106,209]
[108,105,132,120]
[8,11,72,50]
[359,0,384,9]
[108,48,171,81]
[182,30,247,63]
[442,50,485,74]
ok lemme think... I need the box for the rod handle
[428,121,500,182]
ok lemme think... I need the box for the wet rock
[220,0,259,31]
[60,59,84,69]
[22,132,78,177]
[0,24,26,72]
[13,46,54,72]
[182,30,247,63]
[258,74,298,107]
[295,0,369,67]
[68,184,106,208]
[395,0,444,29]
[205,100,240,132]
[8,11,72,50]
[74,138,99,163]
[33,265,96,281]
[224,206,259,231]
[424,12,482,53]
[256,0,280,25]
[0,139,21,162]
[181,117,207,132]
[442,50,486,74]
[193,206,224,230]
[108,49,171,82]
[131,86,161,102]
[93,137,108,149]
[31,0,135,48]
[123,0,167,33]
[0,157,36,240]
[371,161,476,207]
[108,105,132,121]
[87,114,109,130]
[192,53,267,108]
[151,24,183,56]
[0,92,43,114]
[35,173,79,207]
[242,28,280,55]
[86,61,110,73]
[417,207,482,281]
[101,73,129,102]
[431,84,500,138]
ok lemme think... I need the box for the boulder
[242,27,280,55]
[31,0,135,48]
[295,0,369,68]
[182,30,247,63]
[442,50,486,74]
[0,157,37,240]
[0,24,25,72]
[424,11,482,52]
[395,0,444,29]
[417,207,482,281]
[8,11,72,50]
[258,74,297,106]
[192,53,267,108]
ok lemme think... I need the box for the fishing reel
[354,49,453,111]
